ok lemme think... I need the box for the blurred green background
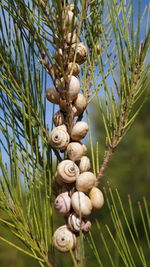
[0,100,149,267]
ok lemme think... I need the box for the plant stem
[74,235,86,267]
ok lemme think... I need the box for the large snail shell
[59,76,80,101]
[68,213,84,232]
[76,172,96,192]
[65,33,77,44]
[71,121,89,141]
[46,88,60,104]
[50,125,70,150]
[54,192,71,216]
[53,225,76,252]
[66,142,84,161]
[67,62,80,76]
[69,43,88,65]
[79,156,91,173]
[72,93,87,116]
[57,160,79,183]
[71,191,92,217]
[89,187,104,210]
[53,111,65,127]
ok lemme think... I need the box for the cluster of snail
[46,2,104,253]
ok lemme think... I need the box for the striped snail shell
[89,187,104,210]
[54,192,71,216]
[81,220,92,233]
[69,43,88,64]
[71,121,89,141]
[72,93,87,116]
[46,88,60,104]
[66,142,84,161]
[50,125,70,150]
[79,156,91,173]
[53,225,76,252]
[76,172,97,192]
[58,76,80,101]
[71,191,92,217]
[57,160,79,183]
[68,213,84,232]
[53,110,65,127]
[67,62,80,76]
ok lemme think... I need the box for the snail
[62,10,77,30]
[65,32,77,44]
[50,125,70,150]
[78,156,91,173]
[46,88,60,104]
[72,93,87,116]
[89,187,104,210]
[76,172,96,192]
[54,192,71,216]
[53,225,76,252]
[67,62,80,76]
[71,191,92,217]
[81,143,87,155]
[82,220,92,233]
[57,160,79,183]
[68,213,92,233]
[53,110,65,126]
[69,43,88,64]
[58,75,80,101]
[71,121,89,141]
[66,142,84,161]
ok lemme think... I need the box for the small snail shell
[57,160,79,183]
[53,225,76,252]
[68,213,84,232]
[67,62,80,76]
[59,76,80,101]
[81,220,92,233]
[79,156,91,173]
[89,187,104,210]
[76,172,96,192]
[71,121,89,141]
[66,142,84,161]
[65,33,77,44]
[72,93,87,116]
[46,88,60,104]
[50,125,70,150]
[53,111,65,126]
[69,43,88,65]
[71,191,92,217]
[62,10,77,29]
[54,192,71,216]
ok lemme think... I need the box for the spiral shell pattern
[50,125,70,150]
[53,225,76,252]
[57,160,79,183]
[54,192,71,216]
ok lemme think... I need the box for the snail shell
[67,62,80,76]
[54,192,71,216]
[79,156,91,173]
[50,125,70,150]
[72,93,87,116]
[53,225,76,252]
[58,76,80,101]
[81,143,87,155]
[53,111,65,127]
[76,172,96,192]
[71,121,89,141]
[68,213,84,232]
[62,10,77,29]
[46,88,60,104]
[81,220,92,233]
[57,160,79,183]
[71,191,92,217]
[69,43,88,65]
[65,33,77,44]
[66,142,84,161]
[89,187,104,210]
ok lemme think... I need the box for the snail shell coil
[66,142,84,161]
[71,121,89,141]
[68,213,84,232]
[50,125,70,150]
[54,192,71,216]
[67,62,80,76]
[69,43,88,65]
[57,160,79,183]
[76,172,97,192]
[53,225,76,252]
[79,156,91,173]
[59,76,80,101]
[53,111,65,127]
[72,93,87,116]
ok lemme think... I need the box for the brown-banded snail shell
[66,142,84,161]
[46,88,60,104]
[50,125,70,150]
[67,62,80,76]
[72,93,87,116]
[57,160,79,183]
[89,187,104,210]
[71,191,92,217]
[71,121,89,141]
[53,111,65,126]
[58,76,80,101]
[68,213,84,232]
[53,225,76,252]
[79,156,91,173]
[69,43,88,64]
[54,192,71,216]
[76,172,97,192]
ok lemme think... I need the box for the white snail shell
[59,76,80,101]
[68,213,84,232]
[57,160,79,183]
[69,43,88,64]
[62,10,77,29]
[71,191,92,217]
[67,62,80,76]
[54,192,71,216]
[89,187,104,210]
[65,33,77,44]
[53,225,76,252]
[76,172,96,192]
[72,93,87,116]
[71,121,89,141]
[81,143,87,155]
[66,142,84,161]
[50,125,70,150]
[79,156,91,173]
[53,111,65,126]
[46,88,60,104]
